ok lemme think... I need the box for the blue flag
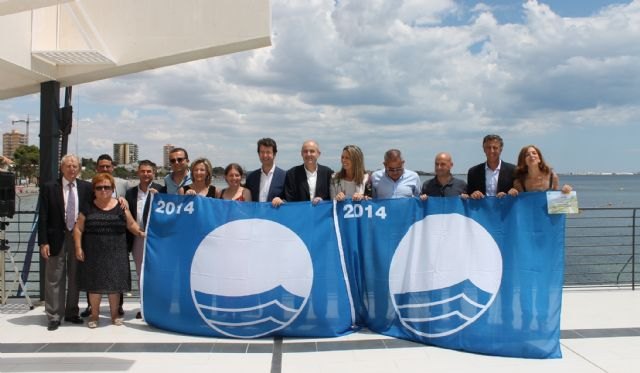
[142,193,564,358]
[142,194,355,338]
[337,193,564,358]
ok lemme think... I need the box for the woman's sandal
[87,319,98,329]
[112,318,124,326]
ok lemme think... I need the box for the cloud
[2,0,639,173]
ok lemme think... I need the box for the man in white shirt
[245,138,286,206]
[125,160,161,319]
[281,140,333,205]
[96,154,129,197]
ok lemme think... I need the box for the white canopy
[0,0,271,99]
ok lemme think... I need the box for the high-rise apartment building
[113,142,139,165]
[2,129,27,158]
[163,144,174,169]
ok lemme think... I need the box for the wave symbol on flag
[389,213,502,338]
[393,279,493,337]
[194,285,306,338]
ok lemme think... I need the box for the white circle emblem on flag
[389,213,502,338]
[190,219,313,338]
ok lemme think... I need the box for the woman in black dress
[74,173,144,328]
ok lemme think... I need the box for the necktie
[66,182,76,231]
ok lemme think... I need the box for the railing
[1,210,141,303]
[2,207,639,301]
[565,207,638,289]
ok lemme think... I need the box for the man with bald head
[279,140,333,205]
[419,152,467,199]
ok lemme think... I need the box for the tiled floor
[1,289,639,372]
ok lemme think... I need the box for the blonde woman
[331,145,370,202]
[178,158,219,198]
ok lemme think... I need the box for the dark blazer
[125,182,162,251]
[245,166,286,202]
[284,164,333,202]
[38,178,93,256]
[466,161,516,195]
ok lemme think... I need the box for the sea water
[4,175,639,295]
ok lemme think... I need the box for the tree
[13,145,39,183]
[80,157,97,180]
[113,166,134,179]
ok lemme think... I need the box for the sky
[1,0,639,174]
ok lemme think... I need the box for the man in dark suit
[125,160,162,319]
[245,138,286,206]
[466,134,516,199]
[39,154,93,330]
[280,140,333,205]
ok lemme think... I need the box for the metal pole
[632,209,636,291]
[39,81,61,300]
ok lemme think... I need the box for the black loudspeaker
[0,172,16,218]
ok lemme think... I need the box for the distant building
[163,144,174,169]
[113,142,139,165]
[2,129,27,158]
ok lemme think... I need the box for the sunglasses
[386,167,404,173]
[95,185,113,191]
[169,157,185,164]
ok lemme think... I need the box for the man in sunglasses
[371,149,420,199]
[161,147,192,194]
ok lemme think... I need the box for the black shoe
[118,306,125,316]
[47,320,60,331]
[80,306,92,318]
[64,315,84,324]
[135,311,142,319]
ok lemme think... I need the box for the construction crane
[11,115,39,146]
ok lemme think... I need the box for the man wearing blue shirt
[161,147,192,194]
[371,149,420,199]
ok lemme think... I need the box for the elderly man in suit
[466,134,516,199]
[279,140,332,205]
[39,154,93,331]
[246,138,286,206]
[125,160,162,319]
